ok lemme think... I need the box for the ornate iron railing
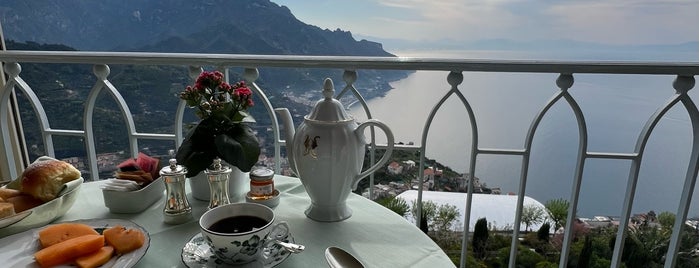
[0,50,698,268]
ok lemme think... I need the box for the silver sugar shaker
[160,158,192,224]
[205,158,232,210]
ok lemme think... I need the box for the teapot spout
[275,108,297,174]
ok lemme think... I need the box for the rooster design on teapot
[303,135,320,158]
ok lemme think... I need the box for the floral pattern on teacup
[233,235,261,256]
[182,233,294,267]
[204,234,261,264]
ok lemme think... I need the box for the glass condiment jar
[206,158,232,209]
[160,158,192,224]
[249,168,275,200]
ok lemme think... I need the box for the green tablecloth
[60,175,455,267]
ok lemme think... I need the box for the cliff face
[0,0,393,57]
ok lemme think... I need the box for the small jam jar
[249,168,275,199]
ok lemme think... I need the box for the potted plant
[175,70,261,200]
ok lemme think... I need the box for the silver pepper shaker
[160,158,192,224]
[206,158,232,210]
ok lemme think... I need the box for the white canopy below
[397,190,548,232]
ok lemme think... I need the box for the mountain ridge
[0,0,394,57]
[0,0,407,99]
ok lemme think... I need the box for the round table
[59,175,454,267]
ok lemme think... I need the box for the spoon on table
[325,246,364,268]
[275,240,305,253]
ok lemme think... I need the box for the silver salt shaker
[160,158,192,224]
[206,158,232,210]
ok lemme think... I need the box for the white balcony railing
[1,50,698,268]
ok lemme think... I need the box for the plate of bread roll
[0,156,83,237]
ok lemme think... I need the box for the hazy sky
[274,0,699,46]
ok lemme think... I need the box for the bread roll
[0,202,15,218]
[20,160,81,202]
[0,188,21,200]
[6,194,43,212]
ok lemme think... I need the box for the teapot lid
[307,78,351,122]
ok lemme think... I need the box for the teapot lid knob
[322,78,334,100]
[306,78,351,122]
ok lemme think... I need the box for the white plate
[0,218,150,268]
[182,233,294,268]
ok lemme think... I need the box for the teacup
[199,202,290,265]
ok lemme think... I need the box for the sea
[348,48,699,217]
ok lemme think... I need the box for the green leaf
[231,111,246,122]
[214,123,260,172]
[176,122,218,176]
[176,119,260,176]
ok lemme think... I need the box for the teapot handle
[353,119,395,190]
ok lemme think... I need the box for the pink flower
[179,70,255,121]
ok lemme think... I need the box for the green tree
[411,200,462,254]
[537,223,551,242]
[657,211,675,230]
[411,200,437,233]
[577,235,593,268]
[521,204,546,232]
[609,227,667,268]
[431,203,461,249]
[498,246,546,268]
[677,225,699,267]
[473,217,489,259]
[535,262,558,268]
[433,203,460,233]
[544,198,569,231]
[377,196,410,217]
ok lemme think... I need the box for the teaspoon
[325,246,364,268]
[275,240,305,253]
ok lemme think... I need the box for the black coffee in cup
[208,215,268,233]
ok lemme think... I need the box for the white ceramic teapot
[276,78,394,222]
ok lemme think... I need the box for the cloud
[543,0,699,44]
[369,0,526,41]
[368,0,699,44]
[276,0,698,46]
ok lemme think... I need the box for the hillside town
[361,159,501,201]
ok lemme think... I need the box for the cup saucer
[181,232,294,268]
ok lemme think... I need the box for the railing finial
[92,64,110,79]
[447,71,463,86]
[343,70,357,84]
[4,62,20,77]
[188,66,202,80]
[556,73,574,89]
[673,75,695,94]
[244,68,259,82]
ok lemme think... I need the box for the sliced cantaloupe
[34,234,104,268]
[38,223,99,248]
[103,225,145,254]
[75,245,115,268]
